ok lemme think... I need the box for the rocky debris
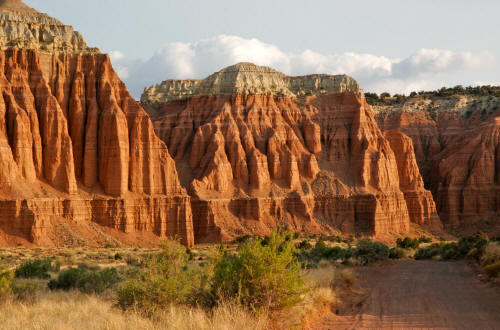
[142,66,439,241]
[0,1,194,247]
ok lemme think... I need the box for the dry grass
[0,291,267,330]
[480,242,500,266]
[0,269,343,330]
[0,246,353,329]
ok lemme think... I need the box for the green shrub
[296,240,312,250]
[211,231,307,311]
[389,247,406,259]
[312,241,347,260]
[49,267,120,294]
[0,268,14,298]
[484,261,500,279]
[11,279,39,301]
[414,243,443,260]
[233,235,255,244]
[48,268,86,291]
[396,237,420,250]
[418,237,432,243]
[15,259,57,279]
[354,240,389,265]
[415,233,489,261]
[78,268,121,294]
[114,253,123,260]
[117,239,209,314]
[325,235,342,243]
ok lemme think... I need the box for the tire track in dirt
[319,260,500,329]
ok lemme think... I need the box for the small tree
[117,239,210,314]
[211,231,307,311]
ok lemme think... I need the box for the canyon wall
[143,63,440,242]
[375,93,500,232]
[0,0,194,247]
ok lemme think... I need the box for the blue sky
[26,0,500,98]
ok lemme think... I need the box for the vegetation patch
[15,259,58,279]
[396,237,420,250]
[117,239,211,314]
[0,268,14,298]
[49,267,120,294]
[211,232,307,311]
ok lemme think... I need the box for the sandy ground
[319,260,500,329]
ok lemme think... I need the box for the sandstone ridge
[374,91,500,235]
[141,62,363,105]
[0,2,194,247]
[142,66,440,242]
[0,0,98,54]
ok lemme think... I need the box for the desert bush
[311,241,347,261]
[418,236,432,243]
[296,240,312,250]
[353,239,389,265]
[78,268,121,294]
[233,235,255,244]
[11,279,39,302]
[389,247,406,259]
[48,268,86,291]
[484,261,500,279]
[396,237,420,249]
[0,268,14,298]
[456,232,489,258]
[49,267,120,294]
[414,243,443,260]
[211,231,307,311]
[297,239,391,266]
[117,239,210,314]
[323,235,342,243]
[15,259,58,279]
[415,233,489,261]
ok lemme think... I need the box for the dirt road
[319,260,500,329]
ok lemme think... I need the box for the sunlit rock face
[142,63,440,242]
[0,0,194,247]
[375,93,500,234]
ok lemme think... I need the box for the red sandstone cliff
[142,63,440,242]
[375,93,500,233]
[0,1,194,247]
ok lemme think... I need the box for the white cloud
[392,48,493,78]
[109,51,129,79]
[109,35,497,99]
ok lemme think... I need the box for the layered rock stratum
[0,0,194,247]
[374,91,500,234]
[142,63,441,242]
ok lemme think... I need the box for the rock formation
[375,92,500,232]
[0,0,194,247]
[143,63,440,242]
